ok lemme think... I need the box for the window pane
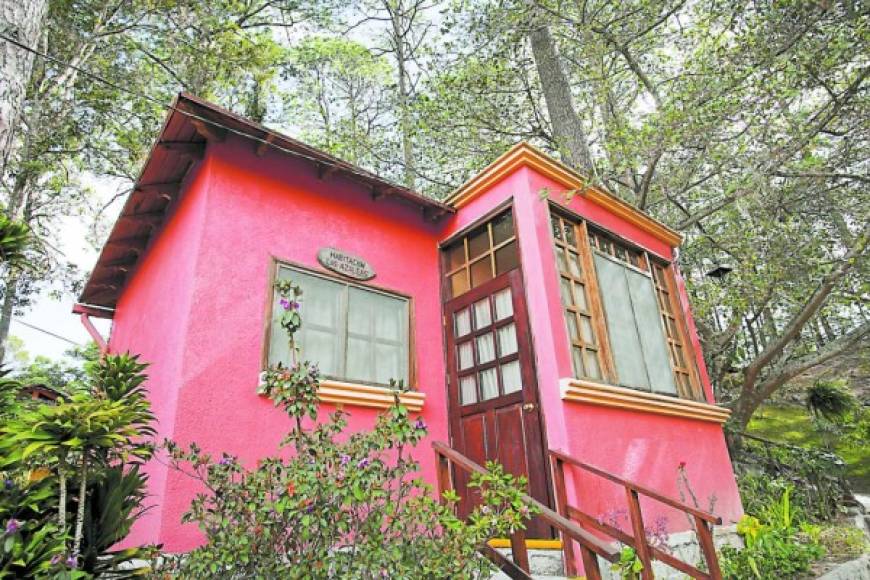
[299,274,343,329]
[305,328,341,377]
[501,361,522,394]
[450,270,470,297]
[347,292,372,335]
[563,223,576,245]
[479,368,498,400]
[495,241,519,274]
[568,250,582,277]
[375,343,404,384]
[625,267,677,395]
[574,283,588,310]
[476,332,496,364]
[454,309,471,337]
[460,375,477,405]
[497,323,518,356]
[345,336,373,382]
[491,211,514,246]
[468,226,490,259]
[594,254,649,389]
[560,277,574,305]
[585,350,601,379]
[493,288,513,320]
[555,249,568,273]
[551,216,563,240]
[579,315,595,344]
[446,241,465,270]
[572,346,585,376]
[473,299,492,328]
[470,256,493,287]
[458,341,474,370]
[566,313,580,342]
[374,298,404,341]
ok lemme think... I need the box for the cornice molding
[446,142,683,248]
[560,378,731,424]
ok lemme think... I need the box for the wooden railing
[550,449,723,580]
[432,441,619,580]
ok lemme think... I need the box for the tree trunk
[388,2,415,189]
[0,0,49,171]
[72,454,88,558]
[528,22,593,172]
[0,271,18,362]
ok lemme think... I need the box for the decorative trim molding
[317,379,425,412]
[446,142,683,248]
[560,378,731,424]
[488,538,563,550]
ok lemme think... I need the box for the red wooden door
[445,269,552,537]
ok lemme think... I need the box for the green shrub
[806,379,857,423]
[152,278,536,579]
[720,486,825,579]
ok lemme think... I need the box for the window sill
[560,378,731,424]
[317,379,425,412]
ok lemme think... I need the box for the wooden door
[445,269,552,537]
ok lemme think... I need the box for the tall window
[267,264,410,387]
[551,209,701,400]
[443,210,518,298]
[550,214,606,380]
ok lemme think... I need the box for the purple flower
[50,554,63,566]
[414,418,426,430]
[219,456,233,466]
[480,506,491,515]
[306,504,315,514]
[5,519,20,534]
[3,479,12,490]
[356,458,370,469]
[340,454,351,466]
[65,555,78,568]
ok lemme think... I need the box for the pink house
[76,94,741,574]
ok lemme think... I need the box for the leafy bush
[152,278,535,579]
[0,354,156,577]
[806,379,857,423]
[720,486,825,579]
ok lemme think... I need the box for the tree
[0,0,49,169]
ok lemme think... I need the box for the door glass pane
[479,368,498,400]
[446,241,465,270]
[495,241,519,274]
[468,226,490,259]
[575,283,588,310]
[493,288,513,320]
[476,332,496,364]
[374,343,404,384]
[491,211,514,245]
[555,249,568,273]
[594,254,649,389]
[563,223,576,245]
[458,341,474,370]
[473,298,492,329]
[454,308,471,337]
[450,270,469,297]
[470,256,493,287]
[501,361,522,394]
[626,268,678,395]
[460,375,477,405]
[497,323,518,356]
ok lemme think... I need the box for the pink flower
[678,461,687,469]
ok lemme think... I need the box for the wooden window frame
[441,206,518,299]
[548,205,704,402]
[262,258,416,391]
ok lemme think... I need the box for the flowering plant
[155,278,535,578]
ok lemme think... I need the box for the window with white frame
[267,264,410,387]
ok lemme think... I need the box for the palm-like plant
[0,214,30,268]
[806,379,856,423]
[0,354,155,572]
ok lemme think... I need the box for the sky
[9,188,116,367]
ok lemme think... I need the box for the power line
[0,32,430,198]
[12,318,82,346]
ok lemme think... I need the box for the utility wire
[12,318,82,346]
[0,32,437,201]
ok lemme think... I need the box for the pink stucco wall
[108,137,740,553]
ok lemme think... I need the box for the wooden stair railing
[432,441,619,580]
[549,449,724,580]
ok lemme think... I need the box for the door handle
[522,403,536,412]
